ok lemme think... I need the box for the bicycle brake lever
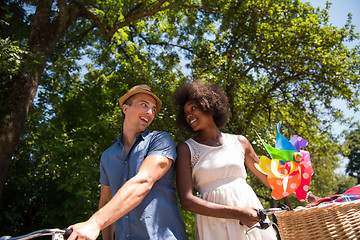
[245,224,259,235]
[245,209,273,235]
[245,221,274,235]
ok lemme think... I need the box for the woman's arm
[176,142,259,227]
[238,135,271,189]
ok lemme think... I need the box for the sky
[305,0,360,34]
[307,0,360,46]
[304,0,360,173]
[304,0,360,132]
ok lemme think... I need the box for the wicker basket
[274,200,360,240]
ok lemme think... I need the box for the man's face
[123,93,157,131]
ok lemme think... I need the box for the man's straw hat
[119,85,162,113]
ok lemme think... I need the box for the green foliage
[186,0,360,211]
[0,20,188,234]
[0,0,30,41]
[0,38,26,118]
[180,208,195,240]
[0,0,31,117]
[344,124,360,183]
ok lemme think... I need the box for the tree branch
[74,0,222,43]
[108,1,180,40]
[131,24,194,53]
[76,4,111,41]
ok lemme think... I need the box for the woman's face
[183,100,213,131]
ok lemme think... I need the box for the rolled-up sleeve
[147,131,177,163]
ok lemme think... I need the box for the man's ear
[122,104,127,113]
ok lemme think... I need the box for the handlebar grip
[63,229,73,239]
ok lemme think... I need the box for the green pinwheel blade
[254,129,297,162]
[262,140,296,161]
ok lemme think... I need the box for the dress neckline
[190,133,227,148]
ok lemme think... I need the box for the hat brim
[119,90,162,113]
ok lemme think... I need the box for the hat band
[139,88,151,93]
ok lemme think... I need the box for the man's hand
[68,219,101,240]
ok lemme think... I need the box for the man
[68,85,186,240]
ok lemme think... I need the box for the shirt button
[126,215,129,218]
[124,161,127,164]
[124,178,127,181]
[126,234,130,238]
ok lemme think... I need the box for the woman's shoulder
[224,133,250,150]
[176,140,191,151]
[223,132,246,141]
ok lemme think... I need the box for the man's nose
[146,107,155,116]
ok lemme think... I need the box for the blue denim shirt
[99,129,186,240]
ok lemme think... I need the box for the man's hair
[173,80,230,131]
[121,95,135,118]
[124,95,135,106]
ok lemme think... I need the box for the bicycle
[0,229,73,240]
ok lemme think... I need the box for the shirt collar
[117,128,150,145]
[139,128,150,139]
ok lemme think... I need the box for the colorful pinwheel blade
[276,122,298,152]
[294,160,313,201]
[290,135,308,152]
[262,140,297,162]
[257,121,313,201]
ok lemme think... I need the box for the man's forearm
[91,175,153,230]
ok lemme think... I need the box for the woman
[174,80,277,240]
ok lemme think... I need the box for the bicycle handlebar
[0,229,73,240]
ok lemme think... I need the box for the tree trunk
[0,0,75,202]
[0,71,42,201]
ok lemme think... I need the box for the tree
[1,0,360,237]
[344,124,360,183]
[185,0,360,204]
[1,0,206,234]
[0,0,220,201]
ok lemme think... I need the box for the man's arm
[68,155,173,240]
[99,184,114,240]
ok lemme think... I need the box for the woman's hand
[238,207,259,228]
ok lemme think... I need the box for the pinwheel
[255,122,313,201]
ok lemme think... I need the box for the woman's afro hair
[173,80,230,131]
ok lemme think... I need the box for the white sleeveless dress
[185,133,277,240]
